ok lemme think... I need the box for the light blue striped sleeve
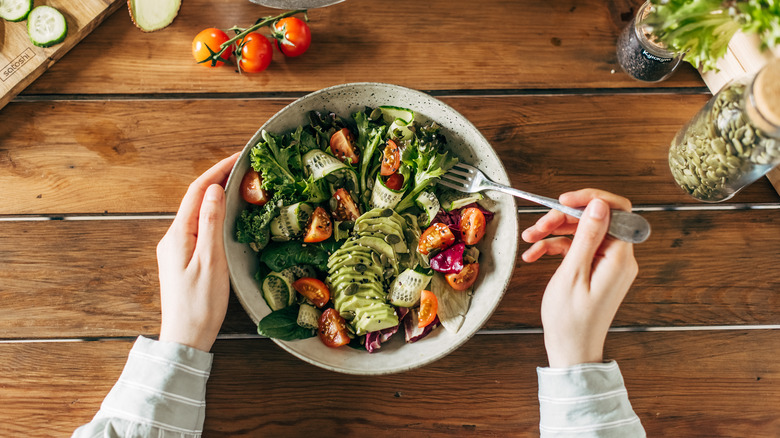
[72,336,213,438]
[537,361,645,438]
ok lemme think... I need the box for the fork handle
[484,182,651,244]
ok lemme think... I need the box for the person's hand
[521,189,638,368]
[156,153,240,352]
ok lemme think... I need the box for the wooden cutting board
[0,0,124,111]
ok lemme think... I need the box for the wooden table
[2,0,779,436]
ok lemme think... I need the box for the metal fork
[439,163,651,244]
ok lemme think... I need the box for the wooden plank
[1,209,779,339]
[2,95,777,216]
[20,0,705,96]
[0,0,123,111]
[1,331,778,437]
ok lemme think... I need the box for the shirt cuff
[95,336,213,435]
[537,361,645,437]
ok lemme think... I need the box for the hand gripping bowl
[224,83,518,375]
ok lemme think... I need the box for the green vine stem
[205,9,308,65]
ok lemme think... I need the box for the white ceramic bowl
[224,82,518,375]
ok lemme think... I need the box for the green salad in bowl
[224,83,518,375]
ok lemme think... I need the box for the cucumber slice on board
[0,0,33,22]
[27,6,68,48]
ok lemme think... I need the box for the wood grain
[2,95,778,215]
[0,0,123,110]
[1,209,779,339]
[0,331,778,437]
[18,0,706,96]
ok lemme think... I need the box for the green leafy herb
[257,305,316,341]
[395,122,458,212]
[355,110,388,209]
[646,0,780,71]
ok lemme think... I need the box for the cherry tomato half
[273,16,311,57]
[332,188,361,221]
[330,128,359,164]
[380,139,401,176]
[237,32,273,73]
[303,206,332,243]
[460,207,486,246]
[445,262,479,291]
[192,28,233,67]
[318,308,350,348]
[385,173,404,191]
[293,277,330,308]
[418,290,438,328]
[240,169,269,206]
[417,222,456,255]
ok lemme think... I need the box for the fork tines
[438,162,477,192]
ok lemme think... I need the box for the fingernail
[588,199,608,219]
[205,185,222,202]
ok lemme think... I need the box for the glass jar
[616,1,682,82]
[668,59,780,202]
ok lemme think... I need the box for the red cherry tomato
[445,262,479,291]
[303,207,332,243]
[237,32,273,73]
[293,277,330,308]
[240,169,269,206]
[318,308,350,348]
[332,188,361,221]
[329,128,359,164]
[384,173,404,191]
[273,17,311,57]
[380,140,401,176]
[417,222,456,255]
[460,207,487,245]
[192,28,233,67]
[418,290,438,328]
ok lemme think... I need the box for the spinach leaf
[257,306,315,341]
[259,240,342,272]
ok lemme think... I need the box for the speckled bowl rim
[224,82,518,375]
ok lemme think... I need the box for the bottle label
[641,49,673,63]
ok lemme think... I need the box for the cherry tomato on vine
[445,263,479,291]
[192,28,233,67]
[240,169,269,206]
[272,16,311,57]
[318,308,350,348]
[236,32,273,73]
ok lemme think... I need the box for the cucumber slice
[302,149,347,180]
[415,190,440,226]
[388,268,433,307]
[379,106,414,141]
[27,6,68,48]
[297,302,321,330]
[0,0,32,21]
[262,270,296,311]
[369,173,404,210]
[439,190,483,211]
[270,202,313,241]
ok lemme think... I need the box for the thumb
[195,184,226,260]
[562,198,610,271]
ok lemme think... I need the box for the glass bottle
[668,58,780,202]
[616,1,682,82]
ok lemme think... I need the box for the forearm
[73,336,213,438]
[537,361,645,438]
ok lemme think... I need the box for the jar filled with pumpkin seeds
[668,58,780,202]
